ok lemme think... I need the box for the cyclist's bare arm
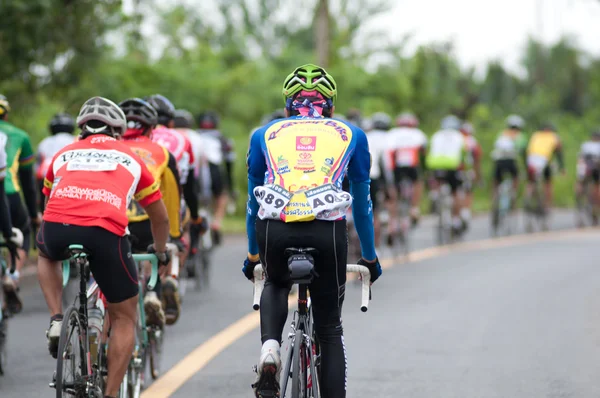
[144,199,169,253]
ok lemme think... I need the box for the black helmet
[144,94,175,125]
[346,108,362,126]
[540,121,556,132]
[370,112,392,130]
[197,110,219,129]
[49,112,75,135]
[0,95,10,118]
[174,109,195,128]
[119,98,158,126]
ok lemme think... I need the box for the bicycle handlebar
[132,254,159,290]
[346,264,372,312]
[252,264,372,312]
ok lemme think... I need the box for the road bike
[118,247,173,398]
[251,251,371,398]
[185,208,213,291]
[575,178,598,227]
[430,175,455,245]
[524,168,548,232]
[51,245,159,398]
[491,177,517,236]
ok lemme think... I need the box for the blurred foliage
[3,0,599,212]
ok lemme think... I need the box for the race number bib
[66,158,118,172]
[305,184,353,221]
[254,184,293,220]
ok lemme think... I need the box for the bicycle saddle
[285,247,319,284]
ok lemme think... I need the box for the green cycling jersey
[492,129,527,160]
[0,120,35,194]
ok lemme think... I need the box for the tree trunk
[315,0,330,67]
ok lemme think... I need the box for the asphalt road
[0,209,593,397]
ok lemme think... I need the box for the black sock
[50,313,63,322]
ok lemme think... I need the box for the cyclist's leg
[209,161,226,244]
[36,221,72,354]
[256,219,292,343]
[308,220,348,398]
[543,165,553,210]
[592,166,600,210]
[129,220,166,327]
[410,167,422,222]
[446,171,466,230]
[86,228,139,397]
[8,192,31,263]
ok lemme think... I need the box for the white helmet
[461,122,475,135]
[77,96,127,138]
[440,115,461,131]
[506,114,525,130]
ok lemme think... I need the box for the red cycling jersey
[42,135,162,236]
[151,125,194,184]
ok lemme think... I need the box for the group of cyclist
[324,110,569,240]
[0,94,235,397]
[0,57,591,398]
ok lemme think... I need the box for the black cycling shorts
[8,192,31,251]
[36,221,138,303]
[209,162,224,197]
[527,165,552,183]
[394,166,419,184]
[255,218,348,398]
[128,219,153,253]
[494,159,519,184]
[433,170,463,193]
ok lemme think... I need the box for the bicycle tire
[55,305,86,398]
[291,328,307,398]
[309,330,321,398]
[0,316,6,375]
[279,332,295,395]
[148,327,163,380]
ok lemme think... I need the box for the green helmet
[282,64,337,104]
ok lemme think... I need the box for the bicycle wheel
[308,331,321,398]
[55,306,86,398]
[291,328,307,398]
[147,327,163,380]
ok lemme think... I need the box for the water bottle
[87,296,105,364]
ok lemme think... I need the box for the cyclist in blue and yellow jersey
[244,64,382,398]
[0,94,39,314]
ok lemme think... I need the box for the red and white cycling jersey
[36,133,76,180]
[151,125,194,184]
[387,127,428,168]
[42,135,161,236]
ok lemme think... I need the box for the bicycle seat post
[297,283,308,316]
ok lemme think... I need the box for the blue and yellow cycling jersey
[246,116,376,259]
